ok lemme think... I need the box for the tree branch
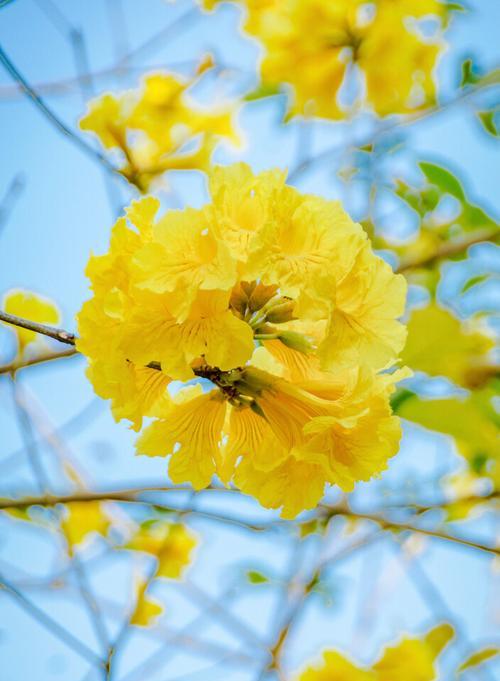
[0,310,76,345]
[326,507,500,557]
[396,226,500,273]
[0,488,281,534]
[0,572,105,667]
[288,78,500,183]
[0,347,79,375]
[2,491,498,554]
[0,44,123,181]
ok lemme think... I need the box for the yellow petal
[320,246,407,370]
[61,501,110,552]
[136,388,227,489]
[3,289,60,354]
[235,452,327,519]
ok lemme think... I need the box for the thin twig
[0,61,207,100]
[392,536,497,681]
[0,489,284,533]
[0,44,122,180]
[256,529,384,679]
[117,7,199,65]
[327,507,500,557]
[0,396,101,475]
[9,378,51,495]
[119,580,254,681]
[0,173,25,237]
[288,79,500,183]
[106,490,200,679]
[9,380,110,664]
[396,226,500,272]
[0,572,105,667]
[0,347,79,375]
[0,310,76,345]
[2,491,497,554]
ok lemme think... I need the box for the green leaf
[400,304,494,388]
[478,110,499,137]
[399,389,500,485]
[481,68,500,87]
[244,82,282,102]
[458,647,500,674]
[460,58,481,88]
[419,162,466,200]
[246,570,269,584]
[462,204,498,230]
[390,388,415,413]
[461,273,489,293]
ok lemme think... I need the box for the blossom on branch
[77,163,408,517]
[203,0,449,119]
[79,70,240,191]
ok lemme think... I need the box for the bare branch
[0,310,76,345]
[396,226,500,273]
[327,508,500,557]
[118,7,199,65]
[288,79,500,183]
[0,173,25,237]
[0,44,123,181]
[0,572,105,667]
[0,347,79,375]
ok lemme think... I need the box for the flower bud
[277,330,314,354]
[240,281,256,298]
[265,300,295,323]
[248,283,278,311]
[229,284,248,316]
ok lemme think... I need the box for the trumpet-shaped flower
[201,0,448,119]
[78,163,407,516]
[80,71,239,190]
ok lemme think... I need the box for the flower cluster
[77,163,407,517]
[203,0,448,119]
[80,68,239,190]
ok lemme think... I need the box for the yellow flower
[135,364,403,516]
[245,188,366,319]
[130,577,164,628]
[235,452,328,520]
[208,162,287,264]
[61,501,110,553]
[137,385,228,489]
[202,0,447,120]
[132,207,237,320]
[372,624,454,681]
[319,244,407,370]
[2,289,61,357]
[121,290,254,381]
[80,71,239,190]
[125,521,197,579]
[78,163,407,516]
[299,650,374,681]
[298,624,453,681]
